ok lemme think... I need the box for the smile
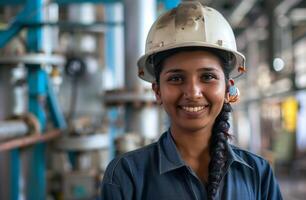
[181,106,207,112]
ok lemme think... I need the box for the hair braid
[207,103,232,200]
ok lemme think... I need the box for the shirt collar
[158,130,185,174]
[226,142,254,170]
[157,129,253,174]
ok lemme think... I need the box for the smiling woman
[101,1,283,200]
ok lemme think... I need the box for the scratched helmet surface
[137,1,246,83]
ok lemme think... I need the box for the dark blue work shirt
[101,130,282,200]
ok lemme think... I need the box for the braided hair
[207,103,231,199]
[153,47,234,200]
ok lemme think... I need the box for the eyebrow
[163,67,220,74]
[164,69,184,74]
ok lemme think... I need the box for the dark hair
[153,48,232,200]
[207,102,231,199]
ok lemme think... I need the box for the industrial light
[273,57,285,71]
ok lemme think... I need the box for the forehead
[162,50,223,72]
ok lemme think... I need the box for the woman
[101,1,282,199]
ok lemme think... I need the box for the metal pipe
[275,0,302,15]
[0,129,60,152]
[0,120,28,141]
[266,0,276,71]
[229,0,257,28]
[104,2,124,160]
[123,0,159,139]
[0,67,13,120]
[124,0,156,90]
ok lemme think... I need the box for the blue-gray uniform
[101,130,283,200]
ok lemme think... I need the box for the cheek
[159,87,181,114]
[211,83,226,96]
[160,87,177,103]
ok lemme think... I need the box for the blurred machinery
[226,0,306,180]
[0,1,108,199]
[51,117,109,200]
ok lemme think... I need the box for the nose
[183,79,203,99]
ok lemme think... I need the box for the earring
[227,79,239,103]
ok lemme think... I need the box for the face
[153,50,228,133]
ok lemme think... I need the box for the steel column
[26,68,47,200]
[10,150,20,200]
[124,0,155,90]
[25,0,46,199]
[265,0,277,71]
[105,2,124,159]
[245,31,261,153]
[0,67,13,200]
[123,0,158,138]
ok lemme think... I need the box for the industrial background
[0,0,306,199]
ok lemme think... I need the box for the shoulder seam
[123,157,135,181]
[109,157,123,184]
[230,145,268,163]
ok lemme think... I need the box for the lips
[180,105,209,113]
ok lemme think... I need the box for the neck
[170,126,212,183]
[170,126,212,159]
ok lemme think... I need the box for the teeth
[182,106,205,112]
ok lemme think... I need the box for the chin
[178,121,212,133]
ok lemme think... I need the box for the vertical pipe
[123,0,157,137]
[105,2,124,160]
[0,152,10,200]
[0,67,14,119]
[26,68,47,200]
[245,30,261,153]
[10,150,20,200]
[25,0,46,199]
[104,2,124,90]
[124,0,155,90]
[248,102,261,153]
[265,0,276,71]
[0,66,14,200]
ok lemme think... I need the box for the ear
[152,83,162,105]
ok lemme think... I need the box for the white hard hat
[137,1,246,83]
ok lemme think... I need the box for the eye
[167,74,184,83]
[200,73,217,82]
